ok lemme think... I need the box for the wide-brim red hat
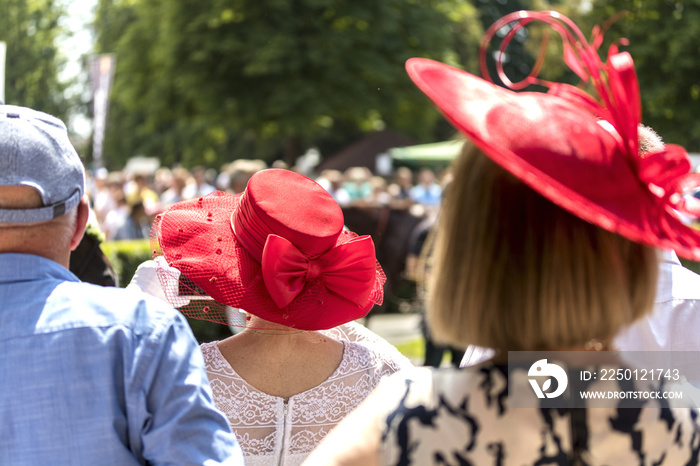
[151,169,385,330]
[406,10,700,260]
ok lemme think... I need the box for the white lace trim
[202,330,411,464]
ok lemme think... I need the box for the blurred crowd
[86,158,452,242]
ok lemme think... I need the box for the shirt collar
[659,249,681,266]
[0,253,79,283]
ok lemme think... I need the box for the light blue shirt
[409,183,442,206]
[0,253,244,465]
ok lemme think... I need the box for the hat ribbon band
[261,234,376,309]
[231,190,271,263]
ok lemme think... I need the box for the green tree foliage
[0,0,69,119]
[586,0,700,151]
[95,0,482,169]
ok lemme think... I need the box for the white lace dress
[201,322,412,466]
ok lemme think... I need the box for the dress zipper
[278,401,289,466]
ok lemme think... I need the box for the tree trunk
[283,136,302,167]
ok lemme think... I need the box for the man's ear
[70,196,90,251]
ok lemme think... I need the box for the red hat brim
[406,57,700,259]
[152,191,386,330]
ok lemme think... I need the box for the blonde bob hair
[427,144,658,351]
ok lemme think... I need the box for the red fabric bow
[261,234,377,309]
[637,145,700,218]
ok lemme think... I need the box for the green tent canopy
[389,140,467,167]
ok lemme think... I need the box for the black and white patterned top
[375,364,700,465]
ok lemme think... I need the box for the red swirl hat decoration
[152,169,385,330]
[406,10,700,259]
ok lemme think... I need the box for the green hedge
[101,239,152,287]
[680,258,700,275]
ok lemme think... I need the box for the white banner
[0,42,6,104]
[89,54,116,169]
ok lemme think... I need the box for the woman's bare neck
[216,316,345,399]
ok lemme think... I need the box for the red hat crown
[231,169,345,262]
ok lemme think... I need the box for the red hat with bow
[151,169,385,330]
[406,10,700,259]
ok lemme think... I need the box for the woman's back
[203,336,410,466]
[375,366,700,465]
